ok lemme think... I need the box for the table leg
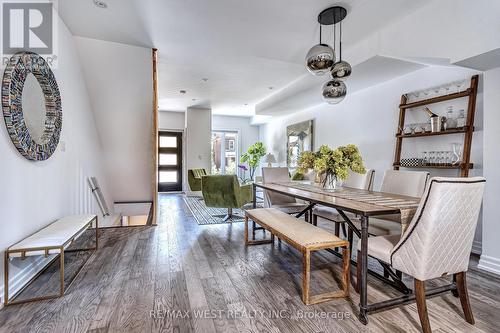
[252,183,257,240]
[359,215,369,325]
[252,183,257,209]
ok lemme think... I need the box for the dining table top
[254,181,421,218]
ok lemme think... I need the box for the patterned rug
[183,195,251,225]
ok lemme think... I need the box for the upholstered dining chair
[360,170,430,236]
[262,167,309,216]
[312,169,375,238]
[356,177,485,333]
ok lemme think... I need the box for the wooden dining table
[251,181,422,325]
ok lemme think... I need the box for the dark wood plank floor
[1,194,499,333]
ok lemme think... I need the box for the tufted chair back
[390,177,485,281]
[381,170,430,198]
[262,167,297,207]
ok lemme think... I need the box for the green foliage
[297,144,366,181]
[291,171,305,181]
[240,141,267,180]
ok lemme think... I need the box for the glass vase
[322,173,337,191]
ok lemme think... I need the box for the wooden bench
[244,208,350,305]
[4,215,98,305]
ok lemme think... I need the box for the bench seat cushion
[247,208,347,251]
[9,214,96,257]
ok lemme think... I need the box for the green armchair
[188,168,207,191]
[201,175,253,221]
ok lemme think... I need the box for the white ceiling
[58,0,432,117]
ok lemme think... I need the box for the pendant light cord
[333,19,336,56]
[339,21,342,61]
[319,24,322,44]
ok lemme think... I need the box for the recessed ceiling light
[93,0,108,8]
[179,90,186,94]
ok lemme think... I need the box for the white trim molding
[478,255,500,276]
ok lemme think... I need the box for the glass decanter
[451,143,463,166]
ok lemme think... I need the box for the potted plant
[239,141,267,181]
[298,144,366,191]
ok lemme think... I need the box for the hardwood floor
[1,194,499,333]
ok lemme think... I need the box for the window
[211,131,239,175]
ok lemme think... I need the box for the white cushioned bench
[245,208,350,305]
[4,214,98,305]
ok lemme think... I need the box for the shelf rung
[400,89,471,109]
[396,127,472,138]
[393,163,473,170]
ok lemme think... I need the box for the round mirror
[22,73,47,144]
[2,52,62,161]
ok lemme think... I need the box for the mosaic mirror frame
[2,52,62,161]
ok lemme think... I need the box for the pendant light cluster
[305,6,351,104]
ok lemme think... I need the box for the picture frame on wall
[286,120,314,170]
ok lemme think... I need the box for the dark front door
[158,131,183,192]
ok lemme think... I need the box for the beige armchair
[356,177,485,333]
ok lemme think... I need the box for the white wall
[159,111,185,130]
[185,107,212,190]
[259,65,484,250]
[0,16,109,299]
[344,0,500,69]
[479,67,500,275]
[74,37,153,202]
[212,115,260,154]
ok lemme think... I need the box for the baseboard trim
[0,255,55,305]
[478,254,500,276]
[472,240,482,255]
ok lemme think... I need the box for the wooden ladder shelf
[393,75,478,177]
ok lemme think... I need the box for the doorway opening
[158,131,183,192]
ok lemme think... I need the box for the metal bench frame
[3,216,98,306]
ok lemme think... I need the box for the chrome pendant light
[305,24,335,76]
[306,6,351,104]
[330,17,352,80]
[322,79,346,104]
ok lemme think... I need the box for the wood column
[152,48,159,225]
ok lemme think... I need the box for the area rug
[183,195,249,225]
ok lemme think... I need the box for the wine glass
[445,151,452,165]
[422,151,428,166]
[409,123,417,135]
[403,125,411,135]
[433,86,440,97]
[455,80,466,93]
[412,91,421,101]
[429,151,436,166]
